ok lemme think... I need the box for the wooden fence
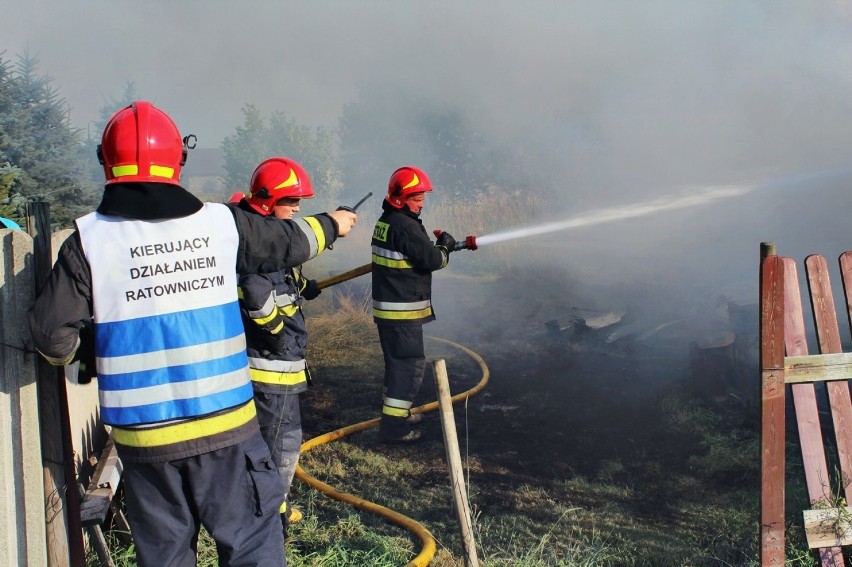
[760,244,852,565]
[1,223,103,567]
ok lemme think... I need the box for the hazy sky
[7,1,852,302]
[7,2,852,165]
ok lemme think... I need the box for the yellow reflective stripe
[373,307,433,320]
[250,367,307,386]
[372,254,412,269]
[269,321,284,335]
[111,164,176,180]
[304,216,326,254]
[150,165,176,179]
[112,165,138,177]
[383,405,409,417]
[280,304,298,317]
[274,169,298,189]
[252,309,278,326]
[111,401,256,448]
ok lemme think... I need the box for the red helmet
[97,101,186,186]
[227,191,245,204]
[247,157,314,215]
[386,166,432,209]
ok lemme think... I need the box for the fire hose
[315,231,477,291]
[294,338,489,566]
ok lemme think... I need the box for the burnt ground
[425,267,758,481]
[300,266,761,563]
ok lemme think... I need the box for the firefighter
[371,166,456,443]
[27,101,356,567]
[228,157,325,538]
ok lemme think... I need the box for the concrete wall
[0,228,103,566]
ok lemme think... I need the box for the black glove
[73,320,97,384]
[302,279,321,300]
[436,231,457,252]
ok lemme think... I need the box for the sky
[7,0,852,307]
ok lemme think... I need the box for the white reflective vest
[76,203,252,426]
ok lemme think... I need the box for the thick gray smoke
[6,1,852,345]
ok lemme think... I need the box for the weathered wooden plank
[782,261,835,508]
[79,437,123,527]
[806,255,852,495]
[785,352,852,383]
[760,254,786,565]
[795,256,847,566]
[839,252,852,330]
[803,507,852,549]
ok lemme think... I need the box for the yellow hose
[294,336,490,567]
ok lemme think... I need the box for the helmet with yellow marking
[97,101,186,186]
[386,166,432,209]
[247,157,314,215]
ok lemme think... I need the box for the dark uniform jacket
[238,267,312,395]
[371,200,447,326]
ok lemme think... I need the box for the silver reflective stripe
[275,292,298,307]
[248,292,276,319]
[371,245,408,260]
[373,299,431,311]
[383,396,413,409]
[97,334,247,375]
[99,366,249,408]
[295,218,319,258]
[248,357,306,372]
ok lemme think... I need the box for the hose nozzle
[460,235,477,251]
[434,230,478,251]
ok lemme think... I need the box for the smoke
[7,1,852,353]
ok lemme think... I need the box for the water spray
[474,182,756,247]
[315,179,767,289]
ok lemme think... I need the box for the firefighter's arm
[328,209,356,237]
[27,233,94,366]
[231,207,340,274]
[238,274,285,335]
[399,224,448,272]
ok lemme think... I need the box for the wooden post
[759,253,785,565]
[433,359,479,567]
[27,202,85,567]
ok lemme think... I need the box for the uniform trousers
[378,324,426,439]
[254,388,302,505]
[122,430,286,567]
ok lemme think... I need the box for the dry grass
[306,289,378,368]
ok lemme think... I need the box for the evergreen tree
[221,104,342,210]
[0,162,21,219]
[0,50,96,228]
